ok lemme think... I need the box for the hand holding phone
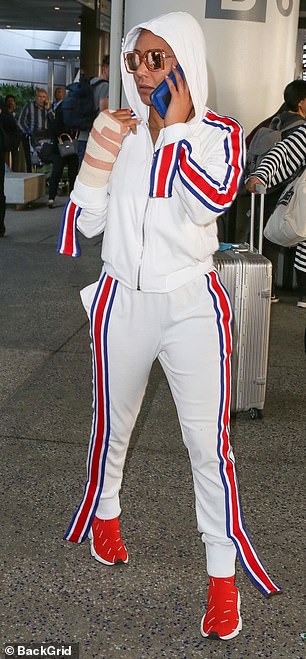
[150,64,185,119]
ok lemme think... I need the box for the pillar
[80,5,109,78]
[47,59,54,103]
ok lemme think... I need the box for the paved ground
[0,194,305,658]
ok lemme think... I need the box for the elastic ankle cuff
[205,541,236,577]
[95,497,121,520]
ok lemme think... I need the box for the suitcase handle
[250,184,267,255]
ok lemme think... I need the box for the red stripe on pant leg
[208,271,280,594]
[209,271,242,547]
[217,280,280,593]
[67,276,113,542]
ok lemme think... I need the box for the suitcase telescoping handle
[250,183,266,255]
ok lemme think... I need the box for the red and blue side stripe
[65,273,118,543]
[149,142,182,198]
[57,199,82,257]
[205,270,281,596]
[150,111,244,211]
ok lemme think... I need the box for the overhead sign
[205,0,294,22]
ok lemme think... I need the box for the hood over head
[121,12,208,124]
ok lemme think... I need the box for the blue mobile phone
[150,64,185,119]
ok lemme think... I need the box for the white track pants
[65,270,280,595]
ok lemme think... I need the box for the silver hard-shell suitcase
[213,188,272,418]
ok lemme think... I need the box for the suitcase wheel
[248,407,263,420]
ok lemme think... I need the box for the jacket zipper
[137,131,156,290]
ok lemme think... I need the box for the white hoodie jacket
[59,12,244,293]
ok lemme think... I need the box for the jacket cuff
[160,122,191,147]
[71,178,106,209]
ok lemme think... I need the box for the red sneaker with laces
[201,576,242,640]
[88,516,128,566]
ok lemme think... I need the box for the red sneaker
[88,516,128,566]
[201,576,242,640]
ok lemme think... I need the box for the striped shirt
[251,125,306,274]
[252,124,306,188]
[18,101,54,140]
[295,240,306,273]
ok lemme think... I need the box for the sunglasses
[124,49,175,73]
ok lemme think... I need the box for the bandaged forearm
[78,110,128,187]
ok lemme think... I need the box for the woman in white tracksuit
[58,11,280,641]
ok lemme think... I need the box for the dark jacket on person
[48,103,78,154]
[0,103,21,164]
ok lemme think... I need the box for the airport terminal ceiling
[1,1,306,31]
[0,0,83,31]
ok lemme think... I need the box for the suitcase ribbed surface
[214,248,272,414]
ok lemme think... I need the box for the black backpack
[61,78,102,131]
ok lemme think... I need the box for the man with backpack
[62,55,110,164]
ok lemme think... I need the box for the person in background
[246,80,306,151]
[77,55,110,164]
[4,94,22,171]
[18,88,54,172]
[280,79,306,137]
[245,103,286,149]
[58,11,280,642]
[47,100,79,209]
[234,80,306,300]
[5,94,18,118]
[52,86,66,111]
[251,80,306,302]
[246,124,306,308]
[0,97,21,236]
[0,98,7,237]
[91,54,110,113]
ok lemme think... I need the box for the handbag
[264,170,306,247]
[58,133,78,157]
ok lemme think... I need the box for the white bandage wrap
[78,110,128,187]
